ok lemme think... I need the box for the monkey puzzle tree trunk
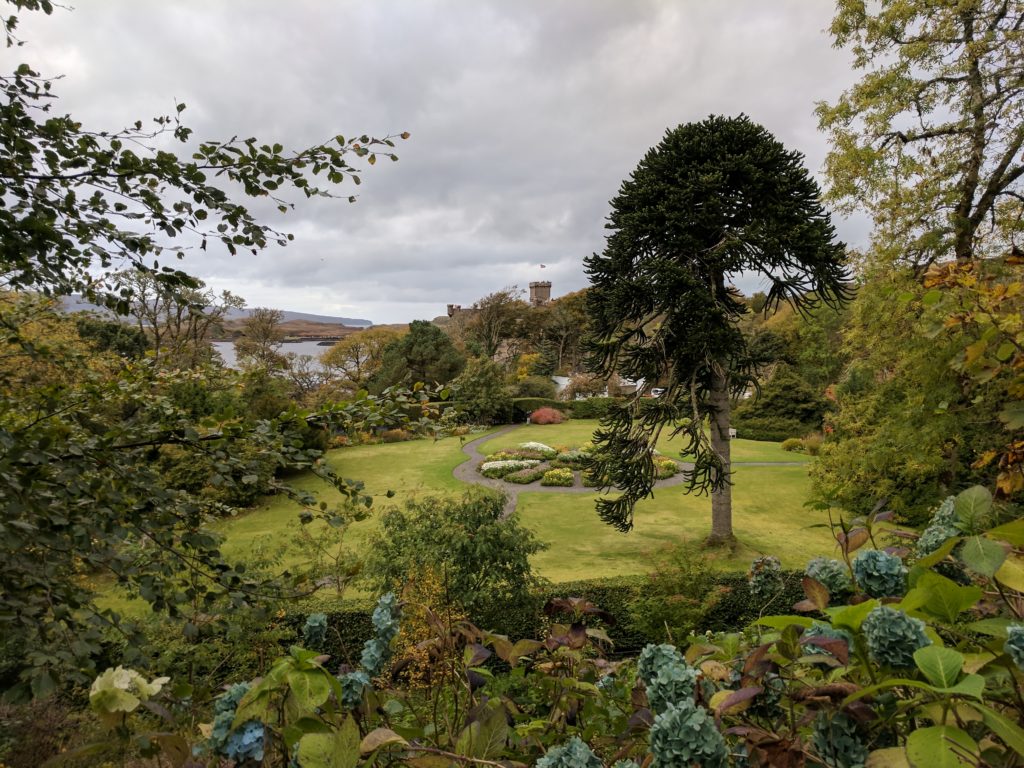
[706,365,735,546]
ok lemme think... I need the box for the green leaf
[906,726,977,767]
[965,618,1012,638]
[298,716,360,768]
[359,728,408,755]
[913,646,964,688]
[969,701,1024,758]
[845,674,984,704]
[995,555,1024,593]
[943,674,985,700]
[913,535,960,571]
[454,705,508,760]
[914,571,982,622]
[954,486,992,527]
[958,536,1007,577]
[921,289,943,306]
[986,519,1024,547]
[995,341,1017,362]
[866,747,910,767]
[826,599,879,631]
[287,669,331,715]
[999,401,1024,430]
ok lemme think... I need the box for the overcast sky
[19,1,866,324]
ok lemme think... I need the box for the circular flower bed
[476,443,680,488]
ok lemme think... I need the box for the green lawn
[477,419,809,464]
[223,423,824,577]
[216,431,496,569]
[518,466,830,581]
[100,423,829,614]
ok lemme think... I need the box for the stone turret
[529,281,552,306]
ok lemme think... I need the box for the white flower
[519,442,555,453]
[89,666,170,726]
[480,459,539,472]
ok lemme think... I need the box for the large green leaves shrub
[363,491,547,616]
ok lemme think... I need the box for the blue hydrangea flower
[915,496,960,556]
[862,606,930,667]
[637,644,699,713]
[223,719,266,763]
[852,550,907,597]
[803,622,853,658]
[805,557,852,596]
[748,555,784,599]
[536,736,602,768]
[1005,625,1024,670]
[812,712,867,768]
[339,669,371,709]
[208,682,265,763]
[337,593,403,709]
[302,612,327,649]
[649,699,728,768]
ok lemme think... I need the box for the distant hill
[60,295,372,327]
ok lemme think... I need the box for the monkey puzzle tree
[584,115,848,544]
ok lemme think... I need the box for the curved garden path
[452,426,804,518]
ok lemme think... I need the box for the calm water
[212,339,335,369]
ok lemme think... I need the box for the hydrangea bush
[649,698,728,768]
[302,612,327,649]
[852,549,907,597]
[637,643,699,713]
[207,682,266,764]
[862,606,931,667]
[114,486,1024,768]
[536,736,603,768]
[748,555,784,599]
[805,557,852,596]
[89,666,169,727]
[915,495,960,555]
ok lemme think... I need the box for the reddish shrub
[530,407,567,425]
[381,428,414,443]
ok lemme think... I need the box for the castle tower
[529,281,552,306]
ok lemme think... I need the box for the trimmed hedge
[280,572,806,660]
[567,397,622,420]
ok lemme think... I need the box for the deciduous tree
[818,0,1024,268]
[0,0,412,693]
[118,270,243,368]
[235,307,285,370]
[320,326,404,394]
[813,0,1024,508]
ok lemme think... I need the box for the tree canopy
[370,320,466,392]
[818,0,1024,268]
[0,0,416,695]
[584,115,848,540]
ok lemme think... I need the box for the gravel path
[452,427,805,518]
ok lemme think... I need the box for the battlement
[529,281,552,306]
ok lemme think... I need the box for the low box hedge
[279,571,806,660]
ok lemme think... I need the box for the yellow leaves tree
[320,326,405,395]
[924,256,1024,496]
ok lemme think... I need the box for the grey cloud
[19,1,862,323]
